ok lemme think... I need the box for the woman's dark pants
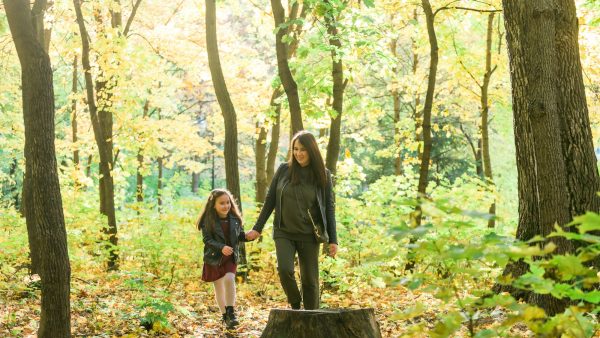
[274,238,320,310]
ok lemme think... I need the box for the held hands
[221,246,234,256]
[328,243,338,258]
[245,230,260,241]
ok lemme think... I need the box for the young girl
[197,189,246,329]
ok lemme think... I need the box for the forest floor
[1,264,534,338]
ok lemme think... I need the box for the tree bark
[73,0,119,270]
[5,1,71,336]
[261,309,381,338]
[324,3,346,176]
[498,0,590,315]
[271,0,303,134]
[554,0,600,218]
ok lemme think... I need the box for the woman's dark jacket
[201,214,246,266]
[252,163,338,244]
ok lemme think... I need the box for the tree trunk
[136,100,148,203]
[205,0,247,275]
[73,0,119,271]
[206,0,242,206]
[157,156,163,212]
[258,4,308,195]
[405,0,438,272]
[416,0,438,225]
[481,12,496,228]
[391,37,403,176]
[255,120,268,204]
[85,154,92,177]
[554,0,600,219]
[261,309,381,338]
[192,155,200,193]
[324,4,346,176]
[266,105,281,184]
[9,159,20,209]
[5,1,71,336]
[476,139,483,178]
[71,55,79,169]
[271,0,303,134]
[498,0,584,315]
[136,150,144,202]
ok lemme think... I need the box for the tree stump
[261,308,381,338]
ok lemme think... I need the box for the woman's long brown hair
[196,189,243,232]
[288,130,327,188]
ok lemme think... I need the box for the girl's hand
[222,246,234,256]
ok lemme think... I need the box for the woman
[246,130,338,310]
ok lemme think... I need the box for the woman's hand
[328,243,338,258]
[245,230,260,241]
[222,246,234,256]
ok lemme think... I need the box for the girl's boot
[225,306,239,329]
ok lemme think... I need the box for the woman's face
[214,194,231,218]
[293,140,310,167]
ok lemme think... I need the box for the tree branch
[123,0,142,36]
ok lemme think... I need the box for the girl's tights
[213,272,236,313]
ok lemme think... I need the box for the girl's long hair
[288,130,327,188]
[196,189,243,232]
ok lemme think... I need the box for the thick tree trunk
[261,309,381,338]
[205,0,247,273]
[324,4,346,176]
[271,0,303,134]
[498,0,587,315]
[73,0,119,271]
[5,1,71,336]
[554,0,600,218]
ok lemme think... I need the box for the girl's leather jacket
[201,214,246,266]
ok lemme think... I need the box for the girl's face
[214,194,231,218]
[293,140,310,167]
